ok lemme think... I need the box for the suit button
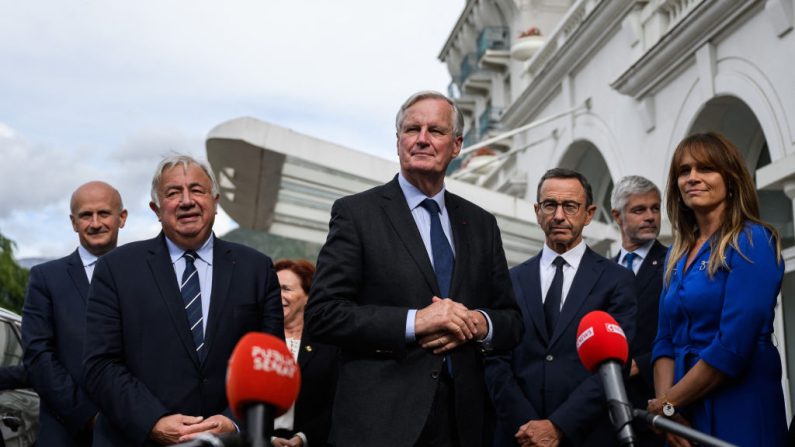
[545,355,554,362]
[431,370,440,379]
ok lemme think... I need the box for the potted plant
[511,27,544,61]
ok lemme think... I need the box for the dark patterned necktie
[419,198,454,297]
[544,256,566,337]
[181,251,205,361]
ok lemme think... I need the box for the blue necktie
[623,252,637,273]
[419,199,454,297]
[181,251,205,361]
[544,256,566,337]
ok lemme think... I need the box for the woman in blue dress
[648,132,786,446]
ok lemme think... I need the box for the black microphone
[576,311,635,446]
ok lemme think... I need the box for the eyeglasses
[537,200,582,216]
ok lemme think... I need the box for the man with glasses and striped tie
[610,175,667,447]
[83,155,283,446]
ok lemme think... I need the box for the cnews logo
[251,346,297,378]
[576,327,594,349]
[605,323,626,338]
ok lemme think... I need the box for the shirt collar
[165,233,214,265]
[398,172,446,212]
[540,239,587,270]
[619,239,654,262]
[77,245,99,267]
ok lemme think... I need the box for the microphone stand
[633,409,737,447]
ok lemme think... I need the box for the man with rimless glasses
[485,168,637,446]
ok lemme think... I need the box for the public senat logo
[251,346,297,378]
[605,323,625,338]
[576,326,594,349]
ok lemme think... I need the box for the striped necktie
[181,251,205,361]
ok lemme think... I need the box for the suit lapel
[66,250,89,301]
[298,338,314,370]
[204,237,234,366]
[635,240,665,290]
[551,248,603,345]
[446,193,469,300]
[515,257,549,344]
[380,179,439,297]
[147,234,201,368]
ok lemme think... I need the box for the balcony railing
[458,52,480,87]
[478,106,503,136]
[476,26,510,61]
[463,126,478,148]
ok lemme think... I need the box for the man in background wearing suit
[23,181,127,446]
[610,175,666,447]
[486,168,636,446]
[305,91,523,447]
[83,155,283,446]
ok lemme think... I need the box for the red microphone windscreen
[226,332,301,419]
[576,311,628,373]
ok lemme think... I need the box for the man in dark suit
[610,175,666,447]
[305,91,523,447]
[22,181,127,446]
[83,155,283,446]
[485,168,637,446]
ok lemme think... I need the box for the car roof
[0,307,22,325]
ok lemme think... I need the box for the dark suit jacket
[485,247,637,446]
[83,233,283,446]
[275,332,338,446]
[617,241,666,412]
[22,249,97,446]
[305,177,523,447]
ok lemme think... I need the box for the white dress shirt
[539,240,587,309]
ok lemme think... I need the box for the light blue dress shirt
[398,173,493,344]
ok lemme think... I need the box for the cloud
[0,0,463,258]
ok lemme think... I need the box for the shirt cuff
[406,309,417,342]
[476,310,493,349]
[296,432,308,446]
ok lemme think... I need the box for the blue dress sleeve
[699,224,783,376]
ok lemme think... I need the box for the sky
[0,1,464,259]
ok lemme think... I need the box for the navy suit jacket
[83,233,283,446]
[485,247,637,446]
[22,249,97,447]
[306,177,523,447]
[617,241,666,410]
[275,331,338,446]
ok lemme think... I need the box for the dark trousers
[416,373,459,447]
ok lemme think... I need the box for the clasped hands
[150,413,235,444]
[415,296,487,353]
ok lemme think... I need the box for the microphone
[226,332,302,447]
[576,310,635,446]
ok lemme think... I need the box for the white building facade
[439,0,795,413]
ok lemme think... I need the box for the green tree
[0,234,29,314]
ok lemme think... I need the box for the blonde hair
[663,132,781,284]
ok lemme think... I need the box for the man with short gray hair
[306,91,522,447]
[84,154,283,446]
[610,175,666,447]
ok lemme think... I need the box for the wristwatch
[662,397,676,417]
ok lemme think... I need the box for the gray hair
[610,175,660,214]
[150,154,220,207]
[395,90,464,138]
